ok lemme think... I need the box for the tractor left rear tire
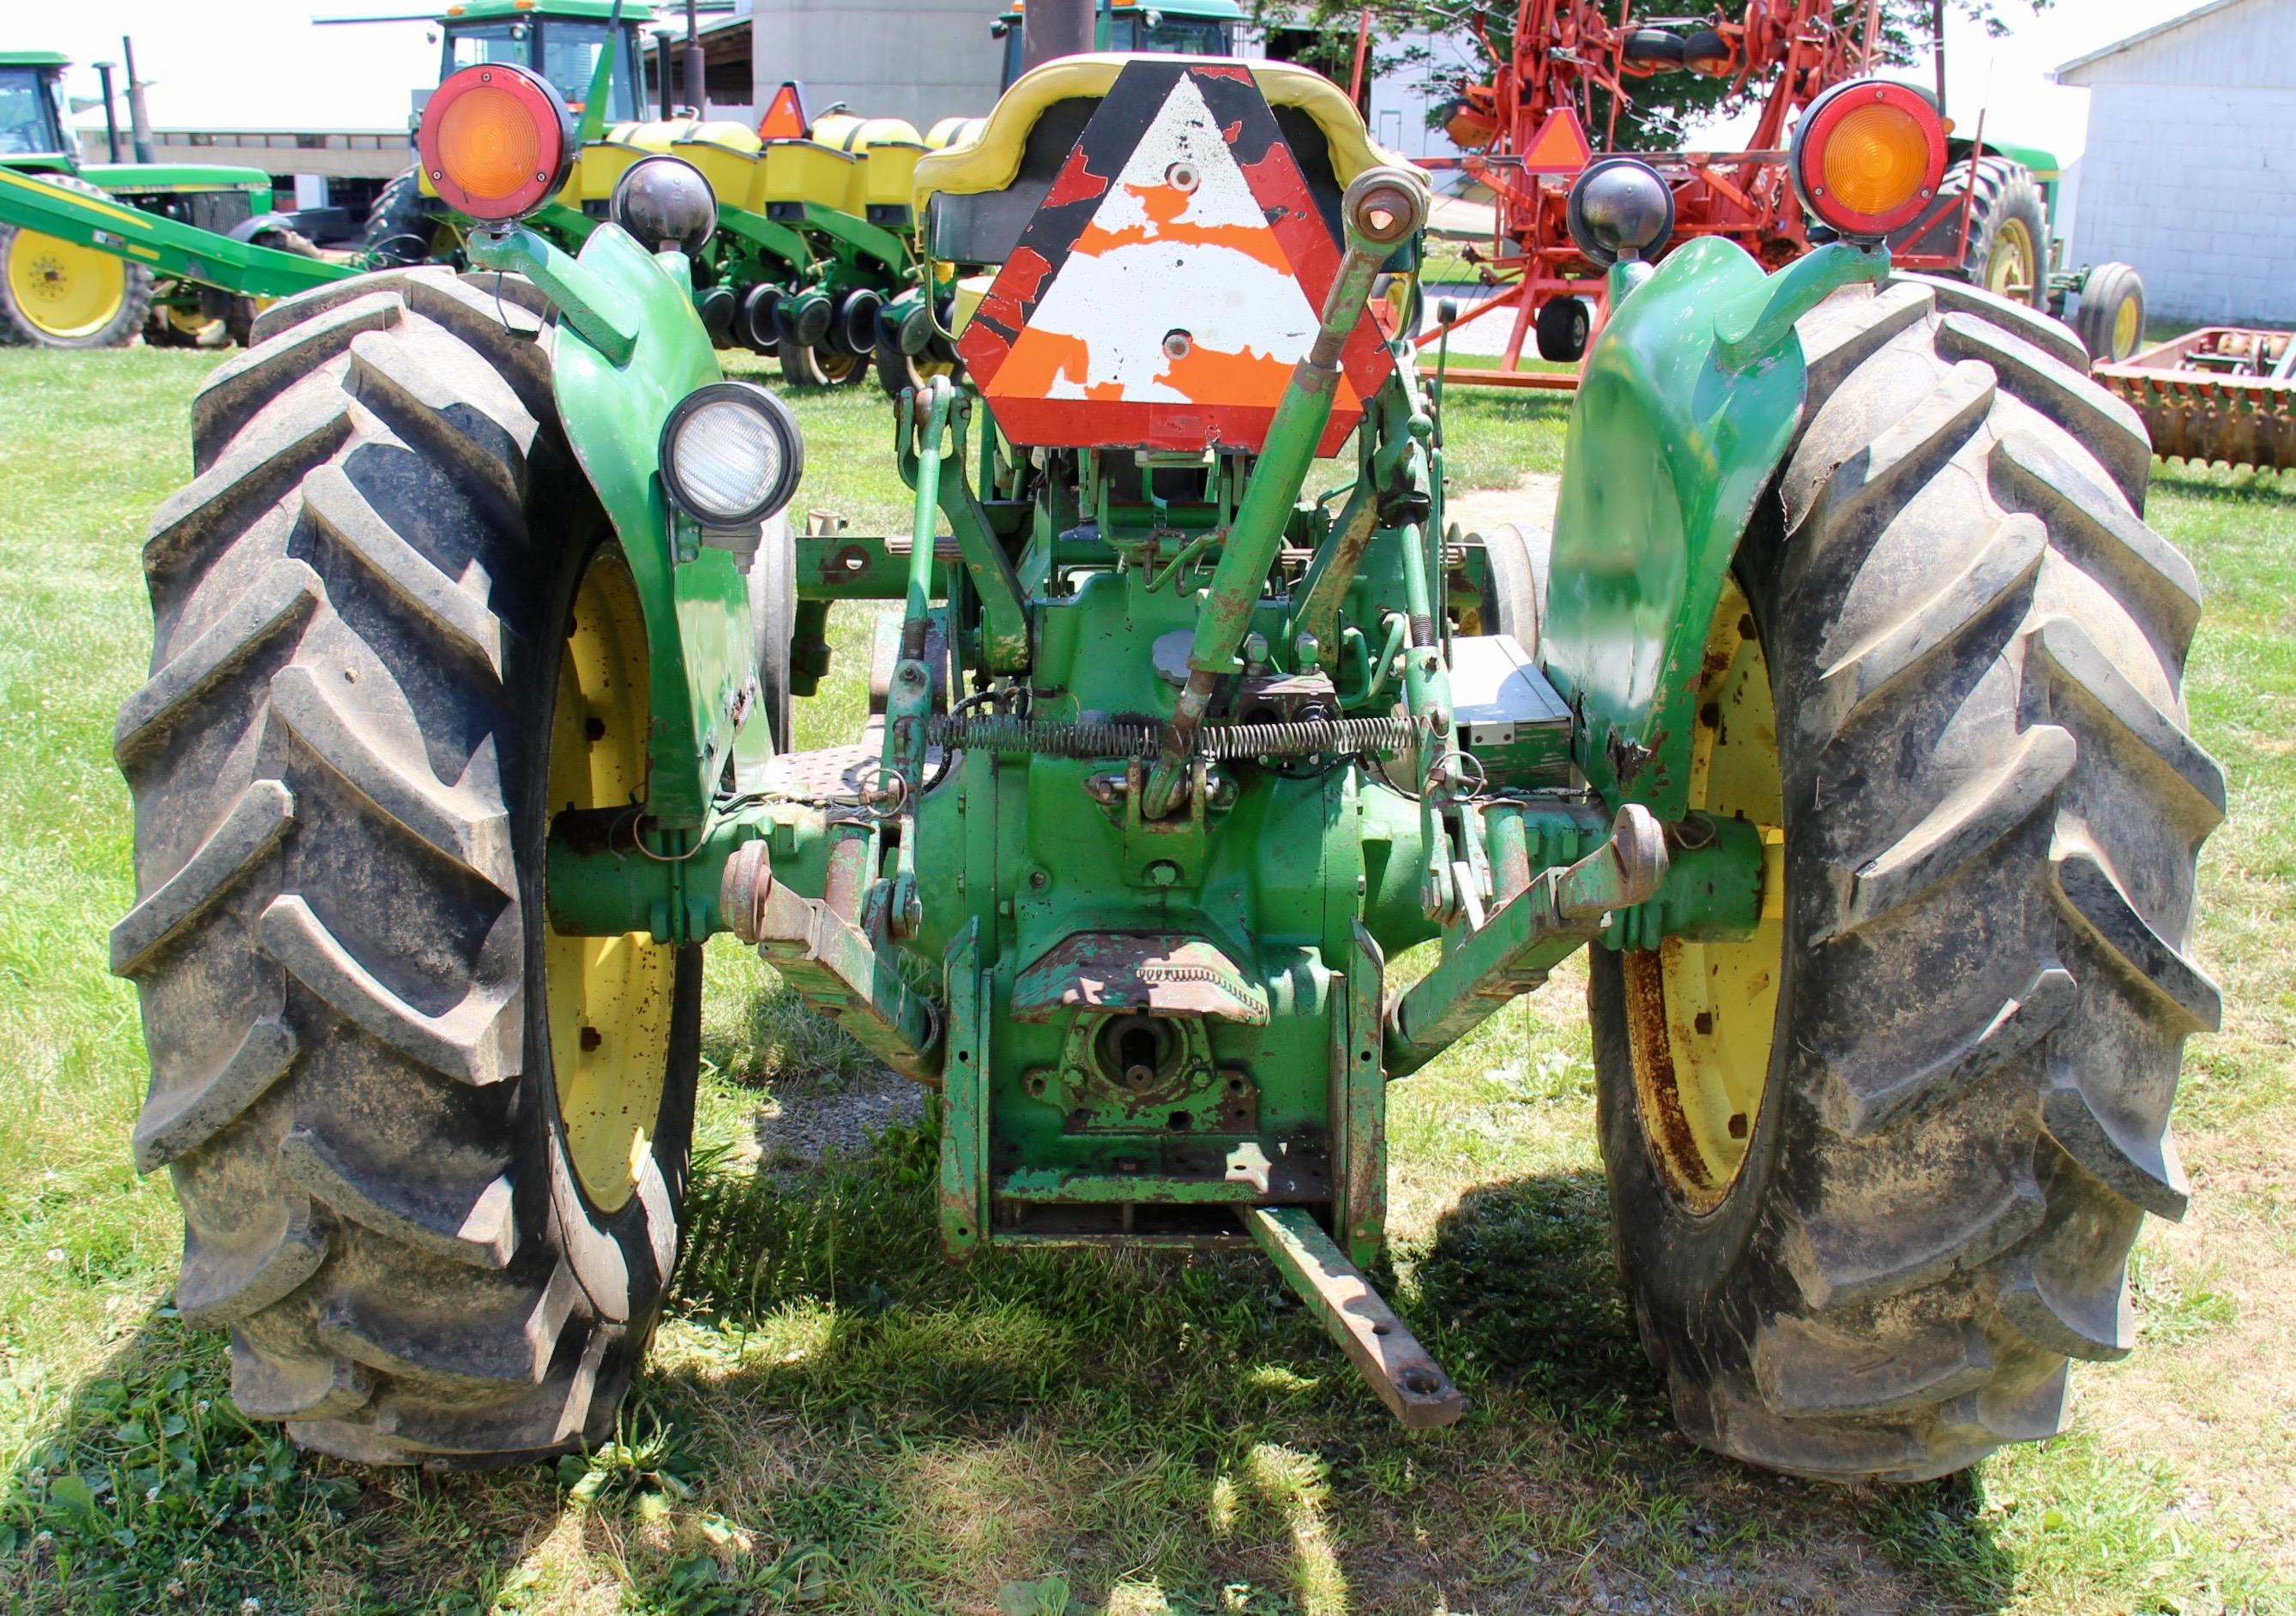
[1593,273,2221,1481]
[0,173,154,349]
[113,266,703,1466]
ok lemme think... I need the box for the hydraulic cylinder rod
[1142,167,1428,819]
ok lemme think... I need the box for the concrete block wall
[2069,83,2296,324]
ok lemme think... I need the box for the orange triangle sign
[758,82,808,141]
[1522,107,1592,172]
[959,60,1390,455]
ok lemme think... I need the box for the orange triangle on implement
[758,82,808,141]
[1522,107,1592,172]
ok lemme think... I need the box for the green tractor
[0,50,336,347]
[112,54,2218,1479]
[355,0,963,395]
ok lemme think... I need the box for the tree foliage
[1246,0,2050,151]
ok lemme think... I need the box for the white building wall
[750,0,1005,130]
[2058,0,2296,324]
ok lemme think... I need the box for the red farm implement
[1414,0,2112,387]
[2097,327,2296,474]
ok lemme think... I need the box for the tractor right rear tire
[1593,274,2222,1481]
[0,173,154,348]
[112,266,702,1466]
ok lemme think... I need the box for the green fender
[469,220,759,829]
[1540,238,1889,818]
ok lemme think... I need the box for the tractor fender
[1540,238,1885,819]
[483,220,765,829]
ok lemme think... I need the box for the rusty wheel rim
[1622,576,1786,1214]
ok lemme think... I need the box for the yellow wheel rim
[2112,292,2141,360]
[546,546,675,1213]
[1986,217,2036,303]
[163,305,228,347]
[1624,576,1787,1214]
[6,227,128,339]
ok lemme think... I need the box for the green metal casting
[1540,238,1885,820]
[469,220,755,829]
[510,62,1914,1426]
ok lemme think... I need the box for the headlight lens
[659,382,803,528]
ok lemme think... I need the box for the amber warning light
[419,62,575,222]
[1790,79,1947,239]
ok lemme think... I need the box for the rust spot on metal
[1624,948,1717,1207]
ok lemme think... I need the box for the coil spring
[924,714,1415,761]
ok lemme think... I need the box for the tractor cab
[0,53,73,167]
[991,0,1244,90]
[431,0,650,124]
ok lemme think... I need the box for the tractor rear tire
[112,266,702,1466]
[2074,262,2147,365]
[1593,274,2221,1481]
[1478,519,1550,661]
[363,166,446,270]
[1940,156,2050,311]
[750,510,797,751]
[0,173,154,348]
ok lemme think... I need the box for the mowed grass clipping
[0,341,2290,1616]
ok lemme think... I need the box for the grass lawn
[0,341,2290,1616]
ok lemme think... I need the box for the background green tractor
[0,49,335,348]
[354,0,961,396]
[1892,134,2149,365]
[113,51,2217,1480]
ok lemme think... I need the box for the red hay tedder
[1413,0,2147,389]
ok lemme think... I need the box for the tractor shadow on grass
[1415,1169,2020,1613]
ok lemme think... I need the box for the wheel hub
[1624,576,1785,1213]
[545,546,676,1213]
[6,227,127,339]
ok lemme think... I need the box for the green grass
[0,343,2292,1614]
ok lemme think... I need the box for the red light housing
[418,61,574,222]
[1790,79,1948,239]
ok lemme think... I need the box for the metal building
[2052,0,2296,325]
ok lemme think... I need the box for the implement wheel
[1594,274,2222,1480]
[780,340,869,388]
[112,267,702,1465]
[0,173,154,348]
[2074,262,2147,365]
[873,312,961,400]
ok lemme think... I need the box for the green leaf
[46,1474,98,1518]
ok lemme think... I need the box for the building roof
[2052,0,2268,82]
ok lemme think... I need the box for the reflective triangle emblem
[958,59,1392,455]
[1521,107,1592,172]
[758,81,808,141]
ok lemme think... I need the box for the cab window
[0,66,68,158]
[1113,15,1233,54]
[539,21,638,121]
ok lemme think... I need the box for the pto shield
[956,59,1393,455]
